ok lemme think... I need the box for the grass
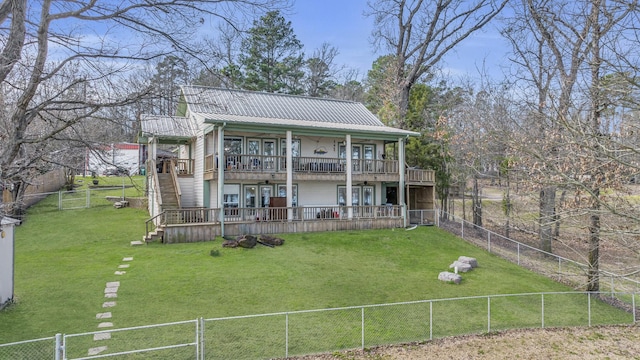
[0,182,633,350]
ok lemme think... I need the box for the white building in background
[85,143,143,176]
[0,216,19,309]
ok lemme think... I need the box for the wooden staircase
[143,227,164,243]
[157,173,179,209]
[141,172,180,244]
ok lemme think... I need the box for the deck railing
[203,154,404,175]
[406,168,435,183]
[159,205,402,225]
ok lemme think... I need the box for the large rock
[259,234,284,246]
[237,235,257,248]
[449,261,473,273]
[458,256,478,268]
[438,271,462,284]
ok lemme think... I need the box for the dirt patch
[287,325,640,360]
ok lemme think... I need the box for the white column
[217,126,225,235]
[398,137,406,226]
[286,131,293,221]
[346,134,353,219]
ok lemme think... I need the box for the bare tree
[504,0,639,291]
[365,0,507,128]
[0,0,290,217]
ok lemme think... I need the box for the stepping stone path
[87,256,133,357]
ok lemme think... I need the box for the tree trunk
[587,192,600,292]
[504,172,511,239]
[472,175,482,227]
[539,187,555,253]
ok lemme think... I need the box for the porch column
[148,137,157,217]
[398,136,406,227]
[217,125,225,236]
[286,130,293,221]
[346,134,353,219]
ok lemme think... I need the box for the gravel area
[285,325,640,360]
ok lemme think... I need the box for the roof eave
[203,118,420,140]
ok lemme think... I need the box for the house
[138,86,435,243]
[85,143,142,176]
[0,216,19,309]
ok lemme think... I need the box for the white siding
[177,177,196,207]
[192,119,205,207]
[298,181,340,206]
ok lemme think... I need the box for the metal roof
[140,114,196,139]
[180,86,418,137]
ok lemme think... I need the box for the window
[363,186,373,206]
[244,186,257,208]
[337,186,347,206]
[223,184,240,216]
[224,137,242,169]
[277,184,298,207]
[280,139,301,157]
[224,137,242,154]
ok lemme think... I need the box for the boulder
[259,234,285,246]
[458,256,478,268]
[222,239,238,248]
[438,271,462,284]
[237,235,257,248]
[449,261,473,273]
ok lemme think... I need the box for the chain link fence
[1,292,635,359]
[0,336,55,360]
[430,210,640,299]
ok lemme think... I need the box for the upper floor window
[224,137,242,154]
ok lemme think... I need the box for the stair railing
[145,211,165,241]
[168,158,182,209]
[149,159,163,209]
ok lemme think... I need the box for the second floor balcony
[203,154,435,184]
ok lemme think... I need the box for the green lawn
[0,183,633,345]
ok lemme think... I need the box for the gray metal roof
[140,114,196,139]
[181,86,397,129]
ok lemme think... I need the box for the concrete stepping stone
[114,271,126,275]
[104,287,118,294]
[102,301,116,308]
[123,257,133,261]
[93,332,111,341]
[96,312,112,319]
[104,293,117,298]
[106,281,120,288]
[98,322,113,328]
[118,264,130,269]
[88,346,107,356]
[130,240,144,246]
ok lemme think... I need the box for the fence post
[55,333,63,360]
[361,307,365,350]
[588,294,592,327]
[429,301,433,341]
[58,191,62,210]
[201,317,206,360]
[461,219,464,239]
[285,312,289,359]
[487,297,491,333]
[194,318,200,360]
[541,294,545,328]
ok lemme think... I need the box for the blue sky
[288,0,509,81]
